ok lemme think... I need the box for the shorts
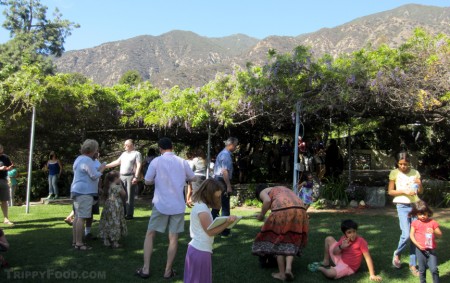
[73,195,94,219]
[72,197,99,217]
[0,179,10,201]
[329,242,355,279]
[147,206,184,234]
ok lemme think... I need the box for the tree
[118,70,143,86]
[0,0,79,72]
[0,67,121,156]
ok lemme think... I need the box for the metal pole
[348,122,352,185]
[26,106,36,213]
[293,101,300,193]
[206,119,212,178]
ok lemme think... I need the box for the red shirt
[411,219,439,249]
[337,236,369,272]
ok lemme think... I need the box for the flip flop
[135,268,150,279]
[163,269,176,279]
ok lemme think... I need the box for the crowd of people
[0,139,443,282]
[220,136,344,184]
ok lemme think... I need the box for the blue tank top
[48,162,60,175]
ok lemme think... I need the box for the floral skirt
[252,207,308,256]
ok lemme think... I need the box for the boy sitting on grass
[308,219,382,281]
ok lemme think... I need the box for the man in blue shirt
[212,137,238,237]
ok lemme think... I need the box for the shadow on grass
[1,205,449,283]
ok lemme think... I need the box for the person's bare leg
[322,236,336,266]
[142,230,155,275]
[272,255,286,280]
[72,217,78,244]
[318,266,337,278]
[285,255,294,276]
[164,233,179,276]
[85,217,93,235]
[75,218,85,246]
[1,201,12,223]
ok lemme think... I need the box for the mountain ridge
[54,4,450,88]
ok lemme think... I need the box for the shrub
[319,177,349,206]
[421,179,450,207]
[13,170,74,203]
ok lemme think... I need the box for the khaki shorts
[73,195,94,219]
[329,242,355,279]
[147,206,184,234]
[0,179,10,201]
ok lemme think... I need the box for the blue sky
[0,0,448,51]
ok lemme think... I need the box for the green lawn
[1,202,449,282]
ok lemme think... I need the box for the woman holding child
[252,184,309,281]
[388,152,423,276]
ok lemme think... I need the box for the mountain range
[54,4,450,89]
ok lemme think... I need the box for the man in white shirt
[106,139,142,219]
[135,137,196,279]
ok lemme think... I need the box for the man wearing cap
[106,139,142,220]
[136,137,196,279]
[211,137,238,237]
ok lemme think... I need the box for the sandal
[307,262,330,272]
[74,244,92,251]
[135,268,150,279]
[163,269,176,279]
[3,220,14,226]
[409,266,420,277]
[392,252,401,269]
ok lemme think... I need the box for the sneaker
[46,194,53,200]
[54,195,59,199]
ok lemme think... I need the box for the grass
[1,202,449,283]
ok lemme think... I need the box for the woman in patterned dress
[252,184,309,281]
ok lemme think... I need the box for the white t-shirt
[189,202,214,253]
[191,157,207,176]
[144,152,195,215]
[389,168,421,204]
[119,150,142,175]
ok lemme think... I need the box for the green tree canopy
[0,0,79,72]
[118,70,143,86]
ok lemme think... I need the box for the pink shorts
[329,242,355,279]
